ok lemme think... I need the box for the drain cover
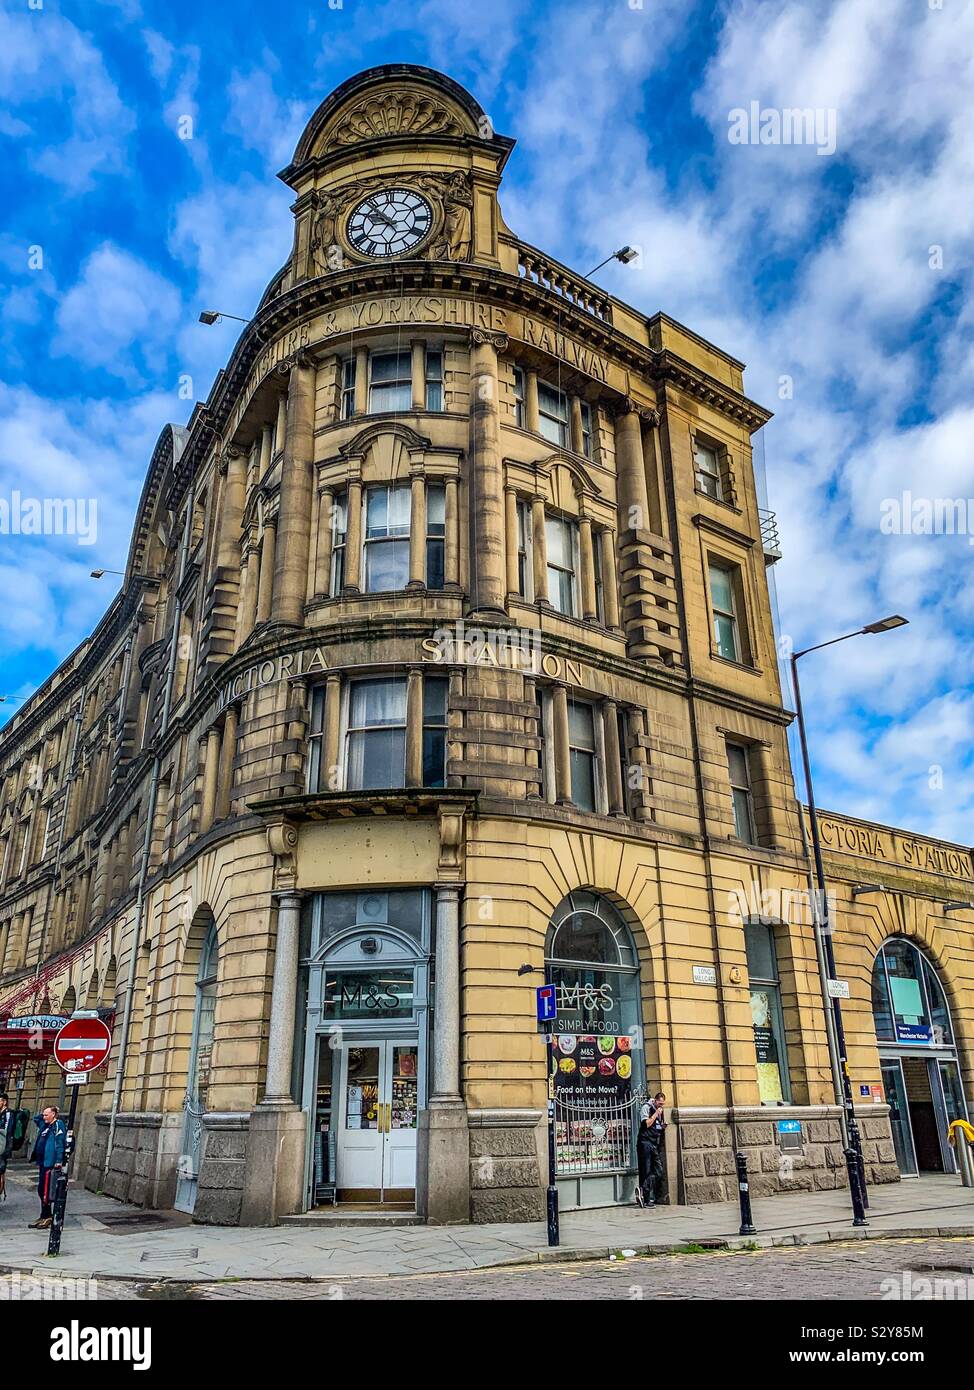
[89,1212,170,1228]
[140,1249,199,1262]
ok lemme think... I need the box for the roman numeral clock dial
[346,188,433,258]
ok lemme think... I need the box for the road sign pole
[545,1027,560,1248]
[47,1082,80,1258]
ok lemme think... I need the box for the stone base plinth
[239,1101,307,1227]
[417,1100,470,1224]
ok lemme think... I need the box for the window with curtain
[546,514,579,617]
[340,358,356,420]
[364,484,411,591]
[744,921,790,1103]
[709,560,741,661]
[426,483,445,588]
[345,678,407,790]
[369,351,412,413]
[538,381,570,447]
[425,349,443,410]
[727,742,757,844]
[568,702,597,811]
[329,492,347,596]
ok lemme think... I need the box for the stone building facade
[1,65,971,1225]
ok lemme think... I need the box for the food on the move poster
[550,1034,633,1100]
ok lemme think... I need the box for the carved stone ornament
[471,329,509,352]
[325,90,465,149]
[437,801,466,880]
[266,820,299,891]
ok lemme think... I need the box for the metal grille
[554,1088,645,1175]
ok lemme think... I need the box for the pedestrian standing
[28,1105,66,1229]
[0,1093,15,1201]
[635,1091,666,1208]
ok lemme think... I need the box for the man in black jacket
[635,1092,666,1208]
[0,1093,16,1200]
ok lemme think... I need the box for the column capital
[471,328,509,351]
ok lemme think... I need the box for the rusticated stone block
[470,1188,546,1223]
[683,1177,728,1203]
[778,1168,814,1191]
[682,1151,706,1178]
[807,1120,842,1143]
[468,1156,539,1190]
[680,1124,720,1149]
[736,1122,773,1146]
[193,1188,242,1226]
[703,1150,736,1177]
[469,1128,537,1159]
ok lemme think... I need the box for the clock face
[346,188,433,258]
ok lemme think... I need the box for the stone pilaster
[272,355,317,626]
[467,330,508,616]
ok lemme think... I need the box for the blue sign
[859,1084,871,1096]
[536,984,557,1023]
[896,1023,933,1044]
[776,1120,802,1134]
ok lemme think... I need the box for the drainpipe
[103,493,194,1180]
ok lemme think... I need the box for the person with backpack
[635,1091,667,1208]
[28,1105,66,1229]
[0,1093,15,1201]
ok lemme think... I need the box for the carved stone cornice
[324,89,466,149]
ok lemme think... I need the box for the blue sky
[1,0,972,843]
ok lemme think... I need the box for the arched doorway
[872,937,969,1175]
[544,891,644,1209]
[174,919,219,1213]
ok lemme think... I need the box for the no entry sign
[53,1017,112,1075]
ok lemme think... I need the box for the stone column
[431,887,462,1101]
[199,728,220,834]
[754,741,779,848]
[306,475,321,602]
[410,339,426,410]
[418,884,470,1224]
[525,369,540,434]
[531,495,548,603]
[258,423,273,479]
[551,684,572,804]
[216,448,247,569]
[263,892,302,1103]
[616,407,650,531]
[255,519,276,624]
[235,539,259,646]
[408,476,426,589]
[272,355,317,626]
[571,396,585,455]
[578,514,598,620]
[214,704,238,822]
[504,486,519,596]
[443,477,460,590]
[603,699,626,815]
[314,487,334,598]
[322,673,342,789]
[599,527,621,630]
[467,330,508,616]
[405,667,424,786]
[240,885,307,1226]
[344,479,362,591]
[274,393,287,456]
[354,346,369,415]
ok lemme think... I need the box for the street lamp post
[789,615,907,1228]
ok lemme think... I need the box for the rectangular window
[364,484,411,592]
[40,807,53,860]
[580,401,594,459]
[426,483,445,589]
[422,677,448,787]
[369,351,412,414]
[425,349,443,411]
[568,702,597,812]
[546,514,579,617]
[308,684,326,792]
[694,441,723,499]
[346,678,408,790]
[516,499,533,599]
[727,742,757,844]
[340,358,356,420]
[513,367,526,428]
[330,492,347,597]
[593,532,604,624]
[709,561,741,662]
[745,923,790,1104]
[538,381,570,448]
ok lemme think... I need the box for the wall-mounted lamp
[585,246,639,278]
[198,310,251,326]
[852,884,885,898]
[90,569,125,580]
[517,964,534,976]
[943,901,972,915]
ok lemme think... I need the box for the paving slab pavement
[2,1160,973,1282]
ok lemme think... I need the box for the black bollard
[844,1146,868,1227]
[47,1167,68,1257]
[546,1097,560,1247]
[735,1151,756,1236]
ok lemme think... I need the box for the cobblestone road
[4,1236,974,1301]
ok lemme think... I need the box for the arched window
[544,892,640,1038]
[872,938,953,1047]
[191,924,219,1113]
